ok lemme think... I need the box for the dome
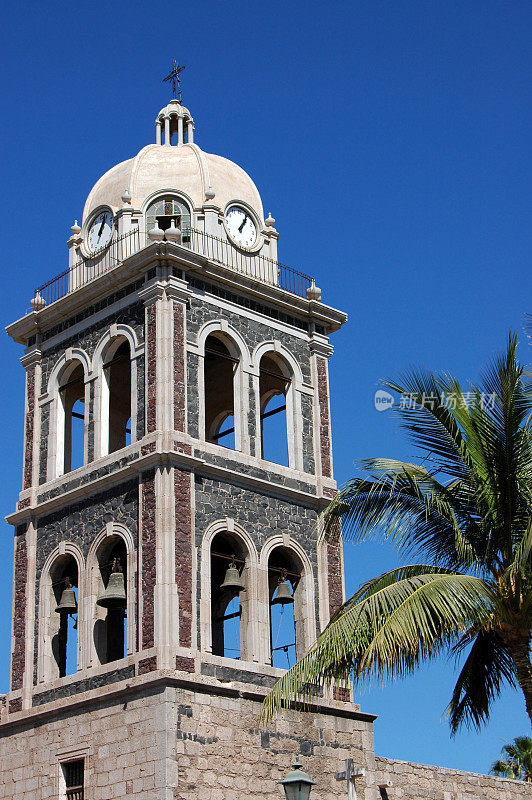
[82,142,264,225]
[157,98,191,120]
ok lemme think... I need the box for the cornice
[6,435,335,525]
[6,242,347,345]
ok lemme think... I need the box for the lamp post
[280,758,316,800]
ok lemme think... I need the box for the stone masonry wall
[374,756,532,800]
[194,475,320,648]
[38,299,145,486]
[33,481,138,683]
[0,679,376,800]
[186,295,315,474]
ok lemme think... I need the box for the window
[104,340,132,454]
[50,556,79,679]
[204,335,239,450]
[59,362,85,473]
[210,532,250,660]
[146,196,191,243]
[268,548,302,668]
[63,760,84,800]
[94,537,127,664]
[259,354,290,466]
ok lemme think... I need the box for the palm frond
[323,463,481,570]
[261,569,493,722]
[446,629,515,733]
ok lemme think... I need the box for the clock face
[87,209,114,253]
[225,206,258,249]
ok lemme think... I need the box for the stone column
[164,115,170,145]
[178,116,184,146]
[155,120,162,145]
[187,120,194,144]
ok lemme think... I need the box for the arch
[85,523,136,667]
[37,543,85,684]
[46,348,91,397]
[259,536,316,665]
[198,322,250,453]
[252,342,303,470]
[45,350,91,480]
[143,191,193,245]
[199,520,259,662]
[92,326,142,459]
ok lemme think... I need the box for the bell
[97,560,127,609]
[219,561,245,593]
[271,580,294,606]
[55,577,77,614]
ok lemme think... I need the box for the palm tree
[491,736,532,781]
[262,335,532,732]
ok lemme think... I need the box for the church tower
[2,82,379,800]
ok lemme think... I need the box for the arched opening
[49,556,79,678]
[259,354,290,466]
[146,196,191,245]
[103,339,132,454]
[204,334,239,450]
[94,536,127,665]
[268,547,303,669]
[59,361,86,474]
[210,532,250,660]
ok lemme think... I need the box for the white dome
[157,98,191,120]
[82,142,264,225]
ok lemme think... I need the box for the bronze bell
[271,579,294,606]
[55,577,77,614]
[219,560,245,593]
[97,559,127,609]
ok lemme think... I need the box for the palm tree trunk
[505,630,532,726]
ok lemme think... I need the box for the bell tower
[2,84,380,800]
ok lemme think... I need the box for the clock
[225,205,258,249]
[87,208,114,253]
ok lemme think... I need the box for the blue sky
[1,0,531,776]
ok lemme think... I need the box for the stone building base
[0,670,530,800]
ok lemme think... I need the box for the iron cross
[163,60,186,102]
[335,759,365,800]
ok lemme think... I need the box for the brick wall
[10,525,28,691]
[173,303,186,432]
[175,468,192,647]
[327,539,343,618]
[146,304,157,434]
[316,356,332,478]
[141,471,156,649]
[23,367,36,490]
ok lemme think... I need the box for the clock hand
[98,218,106,237]
[238,215,247,234]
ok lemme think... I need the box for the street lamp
[280,758,316,800]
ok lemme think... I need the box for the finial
[205,186,215,201]
[306,279,322,302]
[71,220,81,235]
[31,291,46,311]
[121,188,132,205]
[163,59,186,102]
[265,212,275,227]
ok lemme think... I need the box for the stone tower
[2,90,382,800]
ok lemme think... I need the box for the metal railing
[34,227,314,307]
